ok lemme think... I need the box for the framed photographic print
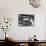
[18,14,35,26]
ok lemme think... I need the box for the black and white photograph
[18,14,35,26]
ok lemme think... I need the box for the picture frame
[18,14,35,26]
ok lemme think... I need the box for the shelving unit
[0,40,46,46]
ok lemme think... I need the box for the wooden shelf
[0,39,46,46]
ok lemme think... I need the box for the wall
[44,15,46,40]
[0,0,46,40]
